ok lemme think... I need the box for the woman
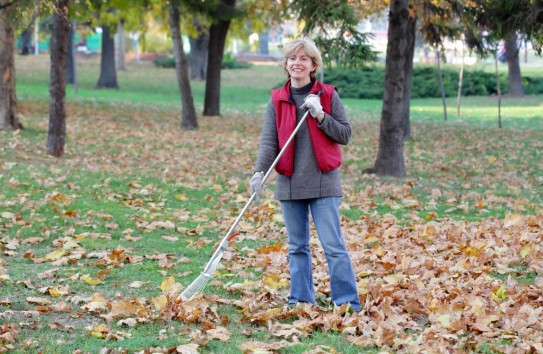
[250,37,360,311]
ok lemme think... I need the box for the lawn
[1,54,542,353]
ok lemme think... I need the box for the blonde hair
[281,37,323,81]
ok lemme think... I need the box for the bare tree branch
[0,0,18,10]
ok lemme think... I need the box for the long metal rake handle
[202,90,324,271]
[200,110,310,274]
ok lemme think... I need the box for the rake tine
[178,272,211,301]
[178,248,226,301]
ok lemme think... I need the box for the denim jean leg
[310,197,360,311]
[281,200,315,305]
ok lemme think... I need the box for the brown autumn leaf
[160,276,182,296]
[109,299,147,318]
[81,274,102,285]
[0,267,10,282]
[205,326,231,342]
[87,324,110,339]
[82,293,110,313]
[48,322,74,332]
[151,295,168,312]
[0,323,19,345]
[3,97,543,352]
[238,340,293,352]
[161,236,179,242]
[129,281,150,288]
[26,297,52,306]
[175,343,200,354]
[117,318,138,328]
[44,250,66,261]
[504,213,524,228]
[38,285,70,297]
[256,242,283,254]
[52,301,72,312]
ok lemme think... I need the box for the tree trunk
[0,2,21,130]
[96,25,118,89]
[189,21,208,81]
[259,30,269,54]
[494,47,502,128]
[47,0,70,157]
[437,48,448,121]
[168,0,198,130]
[203,0,236,116]
[132,32,141,64]
[401,8,416,140]
[457,36,465,116]
[372,0,408,178]
[505,31,524,97]
[116,21,126,71]
[66,20,76,85]
[34,17,39,55]
[20,28,33,55]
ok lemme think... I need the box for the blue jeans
[281,197,360,311]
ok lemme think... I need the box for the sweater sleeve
[318,91,352,145]
[254,98,279,173]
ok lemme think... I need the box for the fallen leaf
[81,274,102,286]
[206,326,231,342]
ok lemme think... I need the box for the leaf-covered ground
[1,99,542,353]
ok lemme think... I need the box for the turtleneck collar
[290,80,314,96]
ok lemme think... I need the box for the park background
[1,1,543,353]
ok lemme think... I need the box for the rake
[178,90,323,301]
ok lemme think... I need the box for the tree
[85,0,151,89]
[66,20,77,86]
[401,4,417,139]
[203,0,238,116]
[290,0,376,69]
[188,18,208,81]
[356,1,463,142]
[19,27,33,54]
[47,0,70,157]
[176,0,280,115]
[420,1,463,123]
[504,30,523,97]
[462,0,543,98]
[96,24,119,88]
[0,0,22,130]
[168,0,198,130]
[370,0,410,177]
[116,20,126,71]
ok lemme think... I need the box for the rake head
[177,272,212,301]
[177,249,226,301]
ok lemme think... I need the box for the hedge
[318,65,543,99]
[153,53,252,70]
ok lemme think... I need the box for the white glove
[301,94,324,121]
[249,171,265,201]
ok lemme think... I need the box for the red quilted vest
[271,80,342,177]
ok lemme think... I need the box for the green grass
[2,54,542,353]
[15,55,543,128]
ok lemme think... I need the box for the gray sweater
[254,81,352,200]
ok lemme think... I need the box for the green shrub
[153,53,253,70]
[320,65,543,98]
[221,53,253,69]
[153,57,176,68]
[524,76,543,95]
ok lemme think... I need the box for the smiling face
[286,46,317,88]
